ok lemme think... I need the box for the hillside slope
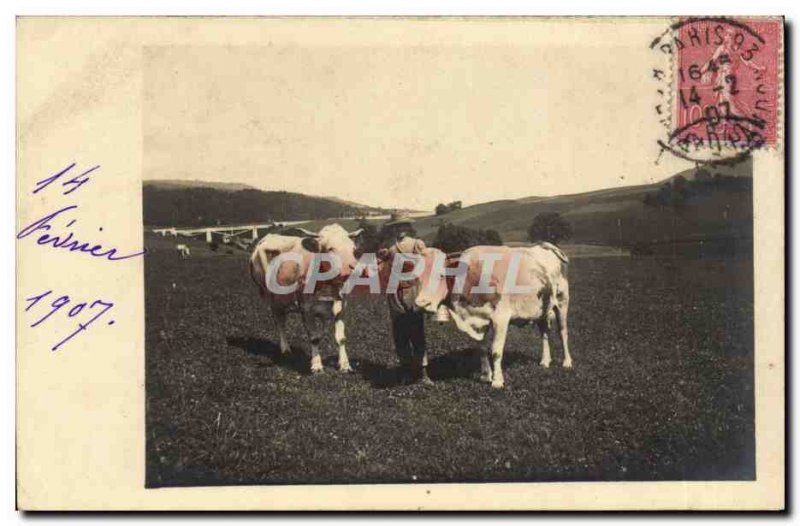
[143,179,258,192]
[144,158,753,253]
[414,159,753,247]
[142,184,385,227]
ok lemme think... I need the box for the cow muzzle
[414,297,439,314]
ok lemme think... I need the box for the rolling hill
[142,182,390,227]
[143,179,258,192]
[144,158,752,257]
[411,158,753,250]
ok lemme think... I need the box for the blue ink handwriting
[33,162,100,196]
[24,289,116,352]
[17,204,146,262]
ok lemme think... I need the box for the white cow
[249,224,363,373]
[176,244,191,259]
[413,242,572,389]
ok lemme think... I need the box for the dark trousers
[390,311,426,365]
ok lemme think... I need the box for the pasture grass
[145,235,754,486]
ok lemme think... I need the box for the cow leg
[272,306,292,355]
[556,301,572,368]
[538,318,552,368]
[490,313,511,389]
[302,308,324,374]
[478,325,493,383]
[479,350,492,383]
[332,300,352,373]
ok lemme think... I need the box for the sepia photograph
[142,18,772,488]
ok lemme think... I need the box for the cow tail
[249,252,268,298]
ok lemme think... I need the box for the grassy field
[145,235,754,487]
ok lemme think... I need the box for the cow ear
[348,228,364,239]
[301,237,321,253]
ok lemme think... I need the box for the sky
[142,21,688,210]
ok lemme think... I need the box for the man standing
[381,212,433,385]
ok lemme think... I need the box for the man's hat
[385,211,415,227]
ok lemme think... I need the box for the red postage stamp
[675,19,782,145]
[675,18,782,146]
[651,17,783,162]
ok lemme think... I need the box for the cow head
[414,248,460,314]
[299,224,363,283]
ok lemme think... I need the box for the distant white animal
[176,244,191,259]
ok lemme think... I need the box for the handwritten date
[24,289,116,352]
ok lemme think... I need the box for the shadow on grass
[357,347,528,388]
[225,335,311,374]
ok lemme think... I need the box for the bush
[432,223,503,253]
[355,217,380,253]
[528,213,572,244]
[630,242,655,256]
[483,229,502,246]
[642,169,753,208]
[434,201,463,216]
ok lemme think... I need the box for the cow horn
[348,228,364,238]
[284,227,319,238]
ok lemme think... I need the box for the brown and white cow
[413,242,572,389]
[249,224,363,374]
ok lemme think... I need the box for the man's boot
[396,358,413,385]
[413,354,434,386]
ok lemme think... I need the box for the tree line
[143,187,372,227]
[356,212,573,254]
[643,171,752,210]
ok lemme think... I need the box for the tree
[433,223,504,253]
[672,175,690,209]
[355,217,380,253]
[528,212,572,245]
[483,229,503,246]
[694,168,712,183]
[435,201,463,216]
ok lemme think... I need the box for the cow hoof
[540,361,551,369]
[563,360,573,369]
[479,373,492,383]
[310,355,323,374]
[491,379,504,389]
[419,375,435,386]
[280,346,291,356]
[338,365,353,374]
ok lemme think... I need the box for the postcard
[16,16,784,510]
